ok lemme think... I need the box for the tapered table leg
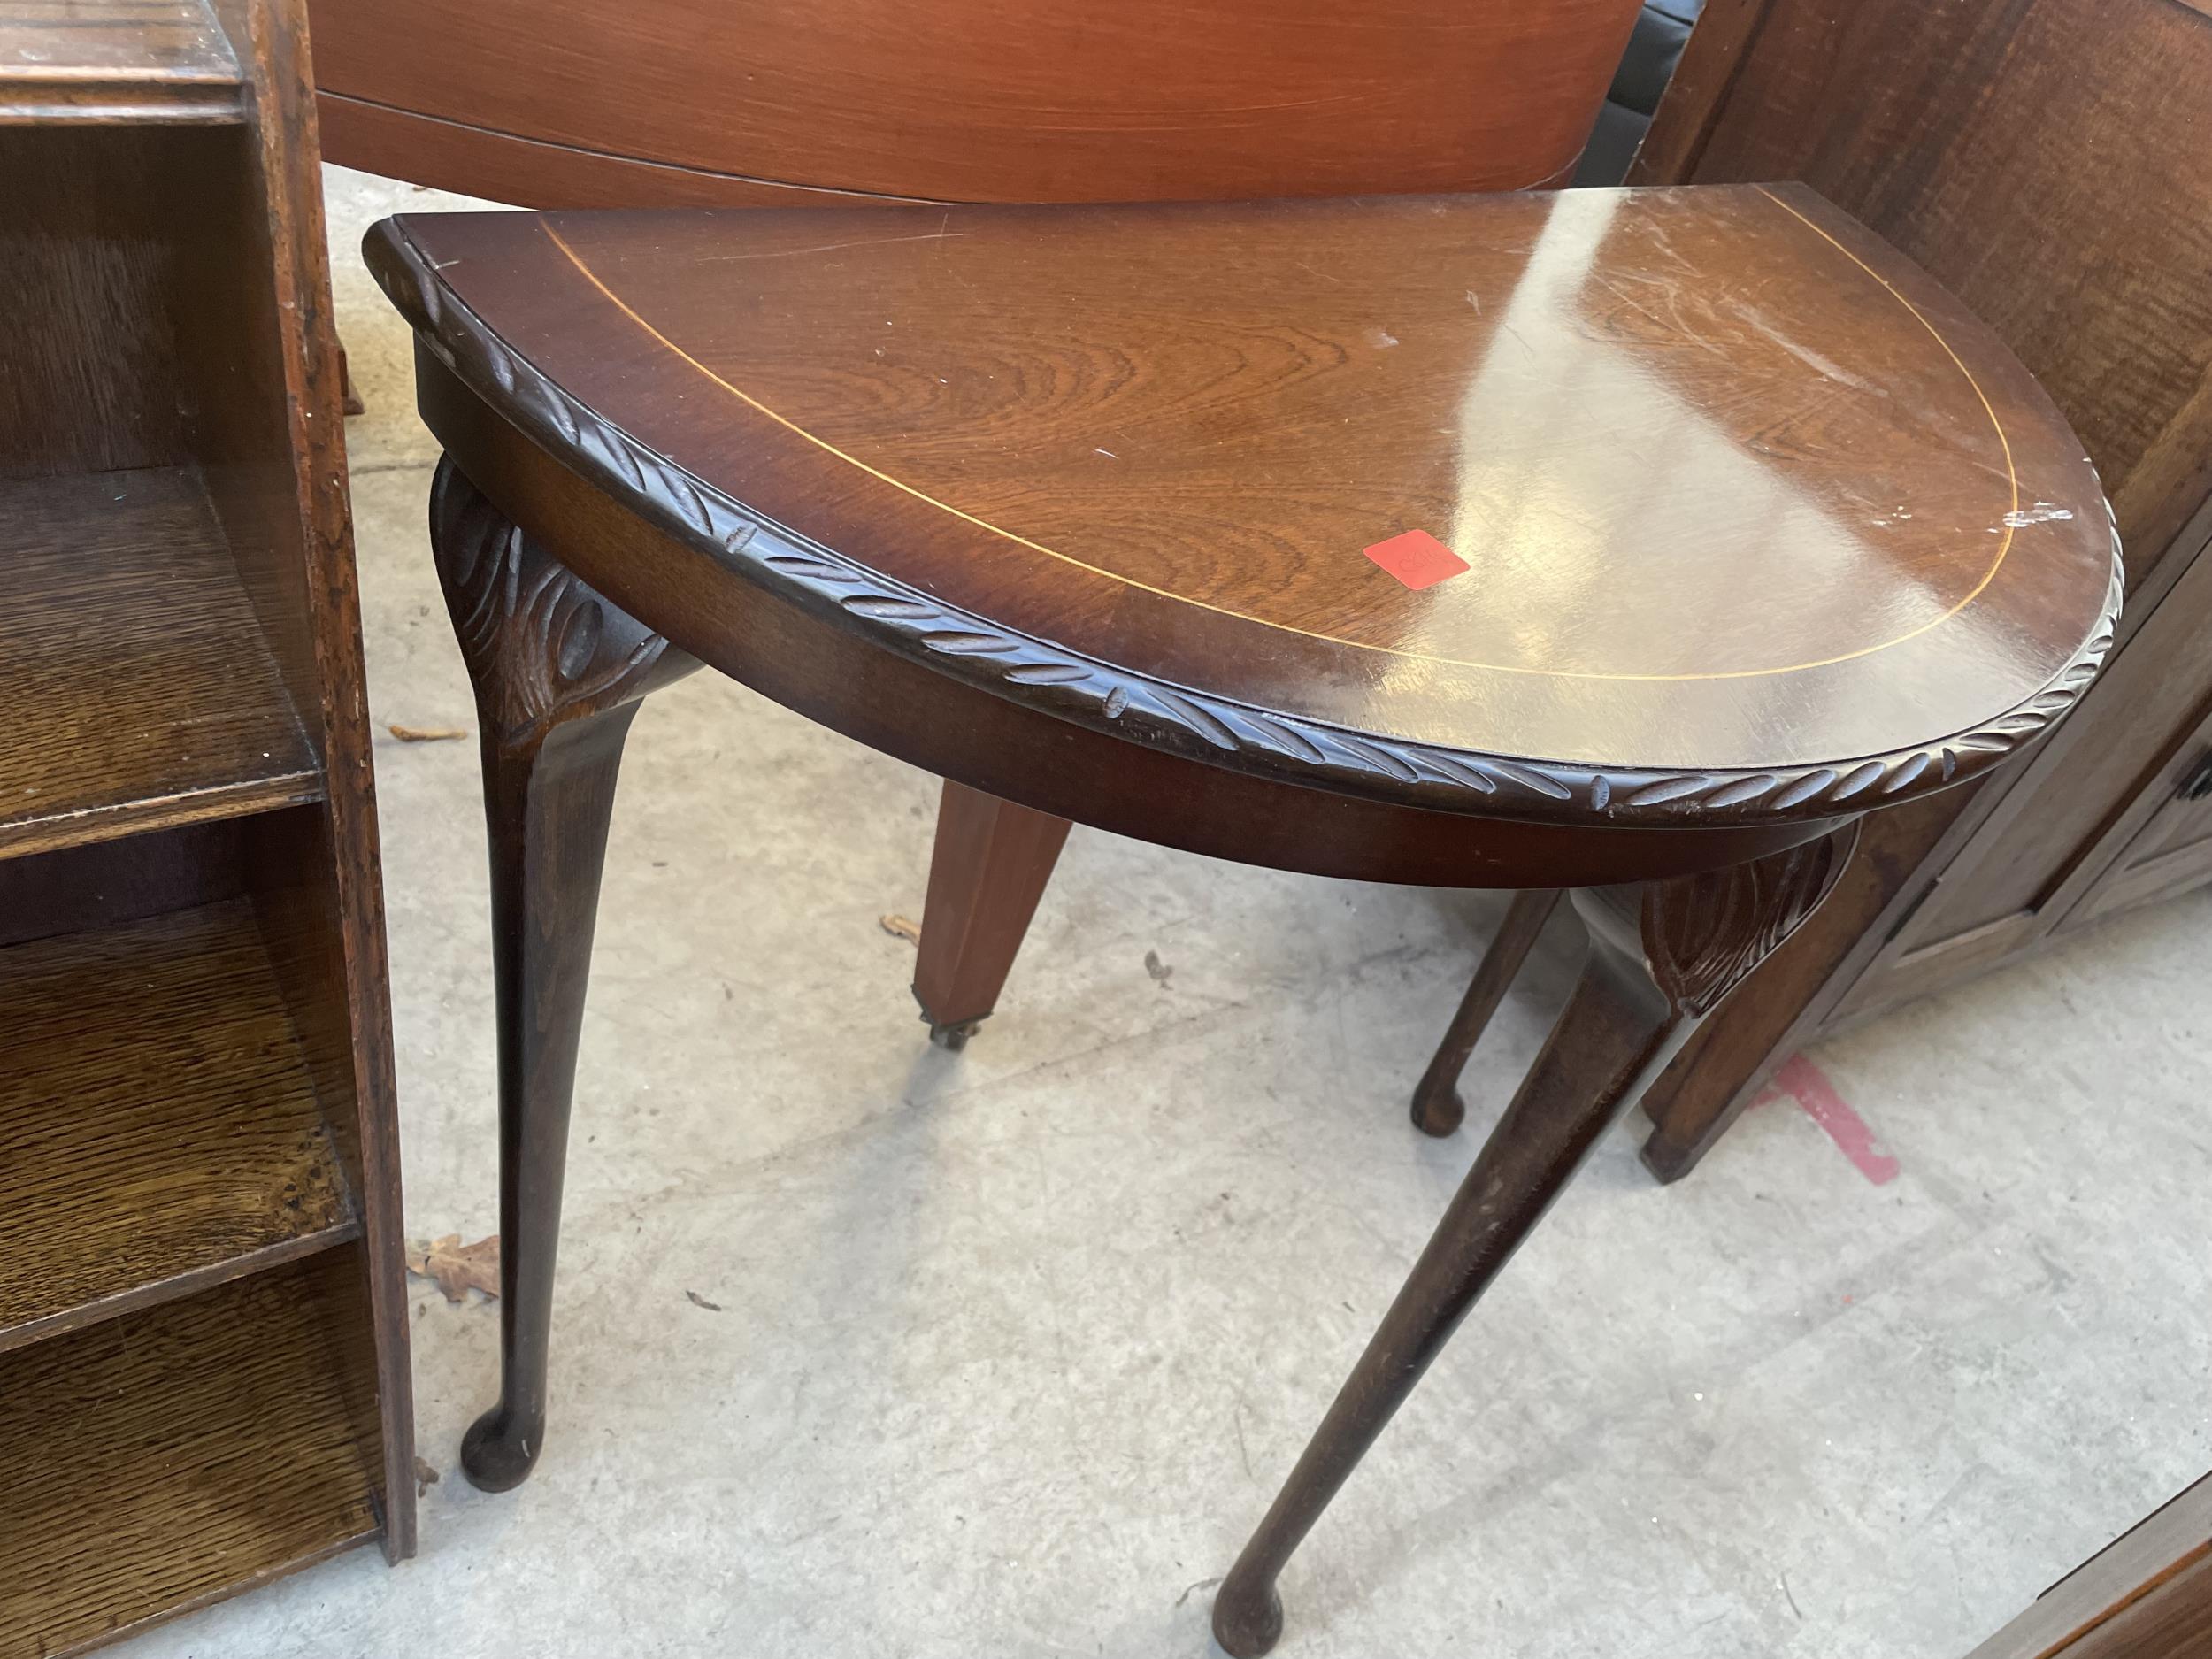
[429,458,701,1491]
[911,779,1071,1048]
[1409,888,1563,1136]
[1213,827,1858,1655]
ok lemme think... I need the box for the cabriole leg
[428,457,701,1491]
[1213,827,1858,1655]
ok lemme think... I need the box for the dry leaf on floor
[413,1455,441,1496]
[406,1233,500,1302]
[878,912,922,944]
[388,723,469,742]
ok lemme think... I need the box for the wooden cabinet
[1627,0,2212,1177]
[2075,722,2212,927]
[1837,507,2212,1024]
[0,0,413,1650]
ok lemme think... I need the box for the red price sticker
[1363,529,1468,590]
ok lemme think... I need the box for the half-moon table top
[368,184,2119,829]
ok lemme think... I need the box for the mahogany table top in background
[308,0,1644,208]
[366,185,2117,832]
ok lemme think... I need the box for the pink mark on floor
[1754,1054,1900,1186]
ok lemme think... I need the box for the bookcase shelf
[0,900,359,1356]
[0,0,413,1643]
[0,1254,382,1658]
[0,467,322,862]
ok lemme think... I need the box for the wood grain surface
[0,901,354,1354]
[309,0,1639,205]
[0,127,207,472]
[0,465,319,857]
[0,1251,380,1657]
[372,187,2116,821]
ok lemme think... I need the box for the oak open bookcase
[0,0,414,1650]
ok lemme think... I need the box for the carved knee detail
[1640,827,1858,1016]
[1574,826,1860,1027]
[429,456,700,745]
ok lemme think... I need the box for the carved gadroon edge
[1640,824,1859,1017]
[429,457,699,747]
[372,221,2125,829]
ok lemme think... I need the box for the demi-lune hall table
[366,184,2117,1653]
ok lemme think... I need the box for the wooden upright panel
[308,0,1641,206]
[0,127,207,473]
[188,0,417,1548]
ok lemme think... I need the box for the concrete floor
[127,167,2210,1658]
